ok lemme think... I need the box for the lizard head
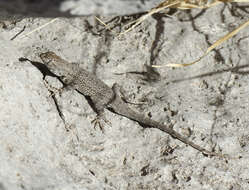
[40,51,79,77]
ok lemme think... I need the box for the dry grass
[119,0,249,67]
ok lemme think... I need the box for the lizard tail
[112,106,222,157]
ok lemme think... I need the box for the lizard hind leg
[90,97,112,132]
[112,83,125,99]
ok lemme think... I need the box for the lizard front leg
[43,77,64,97]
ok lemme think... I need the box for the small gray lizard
[39,51,221,157]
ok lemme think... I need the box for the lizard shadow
[19,57,60,80]
[75,90,100,114]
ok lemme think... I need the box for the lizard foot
[91,115,112,132]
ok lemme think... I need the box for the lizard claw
[91,115,112,132]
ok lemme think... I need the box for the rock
[0,0,162,17]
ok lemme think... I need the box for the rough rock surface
[0,2,249,190]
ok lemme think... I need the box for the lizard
[38,51,221,157]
